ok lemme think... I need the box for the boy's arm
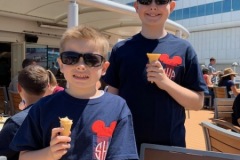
[19,128,71,160]
[159,77,204,110]
[20,148,52,160]
[147,61,204,110]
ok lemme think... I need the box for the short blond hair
[60,25,109,59]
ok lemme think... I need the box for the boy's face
[134,0,175,28]
[58,39,109,90]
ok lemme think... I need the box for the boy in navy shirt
[104,0,207,151]
[0,65,49,160]
[10,25,138,160]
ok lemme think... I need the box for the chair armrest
[212,119,240,133]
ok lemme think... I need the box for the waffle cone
[147,53,161,62]
[59,117,73,136]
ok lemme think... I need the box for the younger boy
[10,25,138,160]
[0,65,49,160]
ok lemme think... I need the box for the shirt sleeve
[0,118,19,158]
[10,105,43,151]
[182,46,207,92]
[106,103,139,160]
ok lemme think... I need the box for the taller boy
[104,0,207,150]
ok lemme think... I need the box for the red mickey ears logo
[92,120,117,137]
[159,54,182,67]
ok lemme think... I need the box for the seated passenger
[202,68,214,107]
[218,68,240,98]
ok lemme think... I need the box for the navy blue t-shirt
[104,33,207,148]
[232,94,240,126]
[10,91,138,160]
[0,105,32,160]
[218,79,234,98]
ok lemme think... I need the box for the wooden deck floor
[185,109,214,150]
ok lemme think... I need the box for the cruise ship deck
[185,109,214,151]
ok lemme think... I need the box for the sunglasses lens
[138,0,151,5]
[156,0,169,5]
[84,54,104,67]
[138,0,169,5]
[61,52,79,65]
[61,51,104,67]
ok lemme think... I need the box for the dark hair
[22,58,36,68]
[218,75,231,86]
[18,65,49,96]
[202,68,209,74]
[210,57,216,62]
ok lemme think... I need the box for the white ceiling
[0,0,189,39]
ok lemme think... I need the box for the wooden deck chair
[212,119,240,133]
[8,90,22,115]
[214,98,234,123]
[140,143,240,160]
[213,87,228,98]
[201,121,240,154]
[0,86,9,115]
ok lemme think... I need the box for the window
[232,0,240,11]
[198,5,206,17]
[214,1,222,14]
[26,44,59,69]
[222,0,232,13]
[206,3,214,15]
[175,9,183,20]
[189,6,198,18]
[183,8,189,19]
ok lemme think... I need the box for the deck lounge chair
[140,143,240,160]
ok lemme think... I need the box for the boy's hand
[146,61,170,90]
[49,128,71,160]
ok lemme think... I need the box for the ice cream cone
[147,53,161,62]
[59,117,73,136]
[147,53,161,83]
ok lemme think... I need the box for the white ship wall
[174,0,240,73]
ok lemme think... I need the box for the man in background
[208,57,221,84]
[8,58,36,92]
[49,62,58,76]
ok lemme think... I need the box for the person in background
[202,68,214,88]
[202,68,214,108]
[8,58,37,92]
[10,25,138,160]
[218,68,240,98]
[232,93,240,126]
[44,69,64,96]
[0,65,49,160]
[49,62,58,76]
[208,57,221,84]
[103,0,207,152]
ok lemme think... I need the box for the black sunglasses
[137,0,171,5]
[60,51,105,67]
